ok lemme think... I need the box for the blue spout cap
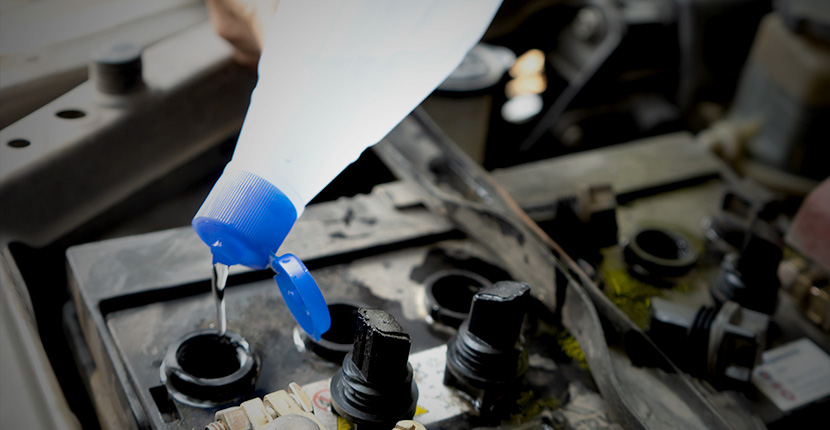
[192,169,330,339]
[192,169,298,269]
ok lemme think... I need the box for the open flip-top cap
[272,253,331,341]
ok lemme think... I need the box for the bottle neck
[224,163,306,217]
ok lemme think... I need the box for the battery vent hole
[301,302,363,363]
[634,229,690,260]
[176,334,241,379]
[321,303,360,345]
[161,330,258,406]
[426,270,492,328]
[431,274,484,313]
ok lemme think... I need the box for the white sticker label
[751,338,830,412]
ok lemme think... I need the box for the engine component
[780,257,830,332]
[711,221,783,315]
[160,330,259,407]
[649,298,769,385]
[622,228,698,286]
[444,281,530,417]
[800,276,830,333]
[538,183,618,261]
[204,382,324,430]
[330,308,419,429]
[732,9,830,182]
[575,183,618,249]
[702,178,782,265]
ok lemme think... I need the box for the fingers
[205,0,270,68]
[232,49,261,69]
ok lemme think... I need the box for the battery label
[751,338,830,412]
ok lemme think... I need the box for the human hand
[205,0,279,67]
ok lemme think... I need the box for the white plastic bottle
[192,0,502,338]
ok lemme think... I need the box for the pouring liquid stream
[211,262,230,337]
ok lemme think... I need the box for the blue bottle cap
[192,169,330,339]
[192,169,298,269]
[272,254,331,341]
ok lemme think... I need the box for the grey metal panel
[0,23,256,247]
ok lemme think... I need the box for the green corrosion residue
[557,329,587,369]
[510,390,560,424]
[600,247,691,329]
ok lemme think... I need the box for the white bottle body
[226,0,503,216]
